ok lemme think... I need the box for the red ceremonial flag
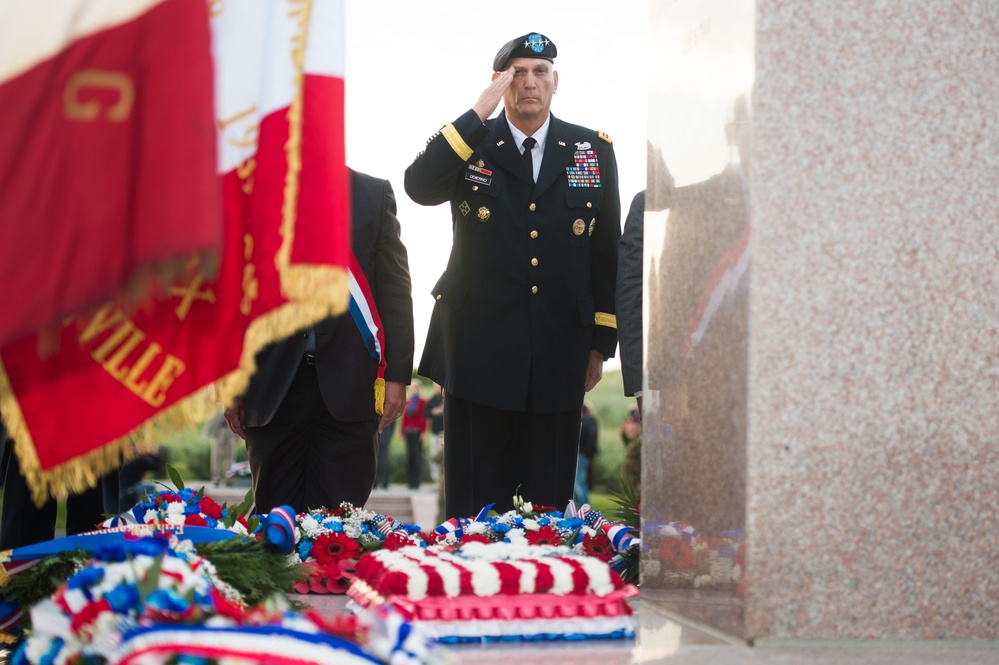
[0,0,350,503]
[0,0,220,347]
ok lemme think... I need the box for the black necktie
[522,136,537,181]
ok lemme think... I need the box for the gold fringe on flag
[213,0,350,406]
[1,360,216,506]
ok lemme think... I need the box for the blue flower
[537,516,551,527]
[329,522,344,533]
[105,584,140,613]
[126,538,172,559]
[147,589,190,613]
[557,517,584,530]
[493,523,511,534]
[404,524,422,534]
[67,566,104,591]
[297,540,313,559]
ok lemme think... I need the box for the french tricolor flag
[212,0,350,318]
[0,0,220,347]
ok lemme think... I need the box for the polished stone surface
[292,594,999,664]
[641,0,999,642]
[640,0,754,634]
[747,0,999,640]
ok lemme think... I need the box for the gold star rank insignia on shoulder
[598,130,612,143]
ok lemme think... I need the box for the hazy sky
[342,1,651,372]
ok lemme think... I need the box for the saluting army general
[405,32,620,518]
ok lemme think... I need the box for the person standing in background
[424,383,445,483]
[373,418,396,490]
[401,384,427,489]
[574,402,598,505]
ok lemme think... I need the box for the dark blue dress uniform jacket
[406,109,620,414]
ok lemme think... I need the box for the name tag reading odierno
[465,171,493,186]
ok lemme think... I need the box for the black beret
[492,32,557,72]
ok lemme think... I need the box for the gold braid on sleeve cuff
[441,123,473,161]
[594,312,617,328]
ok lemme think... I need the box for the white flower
[466,559,501,596]
[522,502,533,514]
[693,574,713,588]
[299,515,320,538]
[143,509,160,523]
[505,528,527,544]
[25,635,55,664]
[659,524,680,538]
[575,554,615,596]
[544,558,576,595]
[166,501,185,516]
[165,513,185,526]
[227,521,249,536]
[465,521,487,535]
[522,519,540,531]
[344,523,362,539]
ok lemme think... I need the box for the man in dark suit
[223,170,414,514]
[405,33,620,518]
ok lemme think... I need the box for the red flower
[383,532,412,551]
[184,514,208,527]
[324,571,352,594]
[583,532,614,561]
[198,497,223,519]
[459,534,491,544]
[293,562,322,594]
[312,532,360,565]
[236,514,249,529]
[494,562,521,595]
[210,588,246,619]
[305,609,362,641]
[525,525,561,546]
[155,493,182,506]
[659,538,695,569]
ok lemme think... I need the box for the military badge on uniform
[598,130,612,143]
[477,206,491,221]
[589,218,596,236]
[575,141,591,150]
[572,219,586,236]
[566,149,601,188]
[459,201,471,217]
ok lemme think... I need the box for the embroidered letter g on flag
[0,0,351,503]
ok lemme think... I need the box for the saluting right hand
[473,67,515,121]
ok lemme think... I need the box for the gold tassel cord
[374,377,385,416]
